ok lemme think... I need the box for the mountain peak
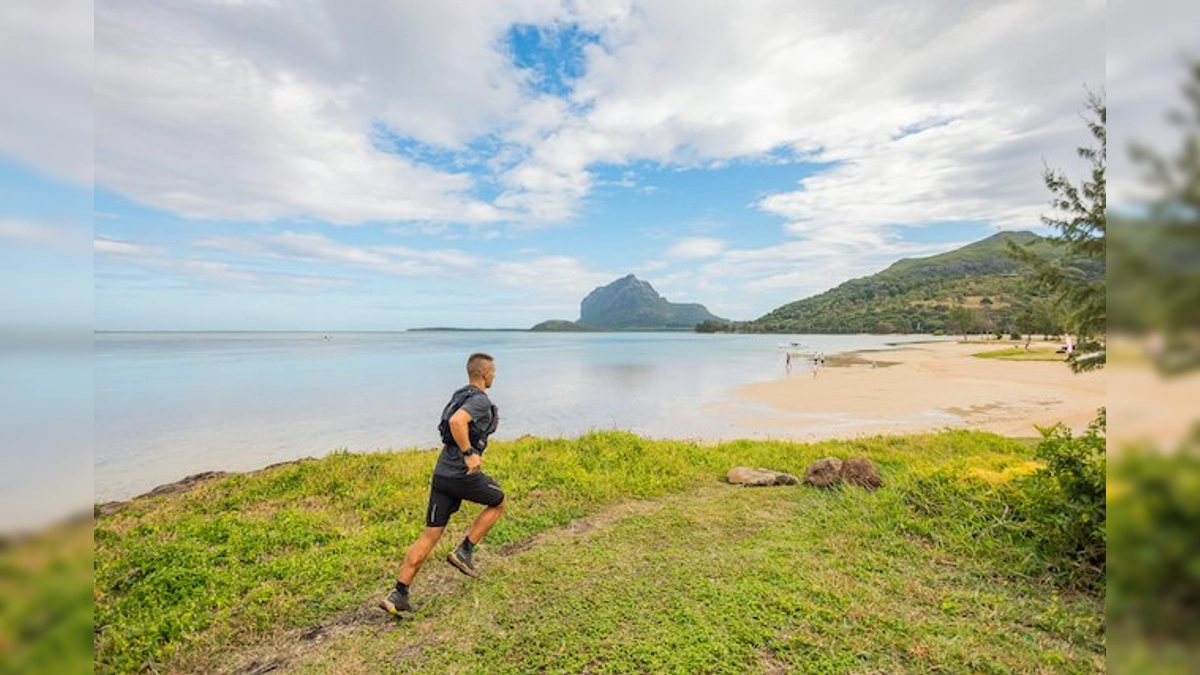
[534,275,726,331]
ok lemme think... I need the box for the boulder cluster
[802,456,883,489]
[726,457,882,490]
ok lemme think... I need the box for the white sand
[730,340,1106,440]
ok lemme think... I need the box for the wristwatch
[461,448,476,456]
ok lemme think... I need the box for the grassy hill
[744,231,1094,335]
[93,431,1105,674]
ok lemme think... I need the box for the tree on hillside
[950,306,978,341]
[1015,296,1062,340]
[1010,92,1106,371]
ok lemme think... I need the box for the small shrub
[902,410,1107,591]
[1014,410,1106,589]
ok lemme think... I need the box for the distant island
[532,274,727,331]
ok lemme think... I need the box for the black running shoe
[447,542,478,577]
[380,588,412,617]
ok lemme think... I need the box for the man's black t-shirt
[433,385,496,478]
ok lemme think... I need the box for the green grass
[972,347,1066,362]
[93,432,1105,674]
[0,518,93,675]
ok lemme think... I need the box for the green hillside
[745,231,1093,335]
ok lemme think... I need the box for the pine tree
[1010,92,1106,372]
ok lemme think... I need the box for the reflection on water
[590,362,655,390]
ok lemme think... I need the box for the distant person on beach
[1057,333,1076,355]
[381,353,505,617]
[785,352,792,375]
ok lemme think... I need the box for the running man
[381,353,506,617]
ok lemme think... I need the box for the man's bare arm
[449,409,481,473]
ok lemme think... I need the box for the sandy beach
[732,340,1106,441]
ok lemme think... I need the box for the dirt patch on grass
[213,495,678,674]
[236,656,286,674]
[757,647,789,674]
[495,498,663,557]
[221,600,394,675]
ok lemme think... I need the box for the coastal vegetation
[0,518,92,675]
[971,346,1065,362]
[1107,431,1200,673]
[528,319,601,332]
[92,429,1111,674]
[728,230,1096,336]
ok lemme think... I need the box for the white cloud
[179,230,615,313]
[1,219,88,253]
[666,237,726,259]
[759,115,1050,234]
[268,232,390,267]
[493,255,613,295]
[94,237,147,257]
[92,0,1107,233]
[515,0,1105,234]
[96,236,333,289]
[0,0,93,184]
[95,0,569,224]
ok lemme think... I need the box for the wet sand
[732,340,1106,440]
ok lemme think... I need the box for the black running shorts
[426,472,505,528]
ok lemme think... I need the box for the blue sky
[4,0,1122,330]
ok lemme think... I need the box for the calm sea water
[94,331,935,502]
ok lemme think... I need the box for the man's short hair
[467,352,494,379]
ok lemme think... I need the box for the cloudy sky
[5,0,1121,329]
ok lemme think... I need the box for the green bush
[1108,429,1200,641]
[1017,410,1107,589]
[0,520,93,675]
[902,410,1106,591]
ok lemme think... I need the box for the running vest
[437,386,499,453]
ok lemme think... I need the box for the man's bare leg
[383,526,445,616]
[399,526,445,585]
[448,498,506,577]
[466,498,506,545]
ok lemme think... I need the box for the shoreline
[91,338,1115,513]
[730,339,1105,441]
